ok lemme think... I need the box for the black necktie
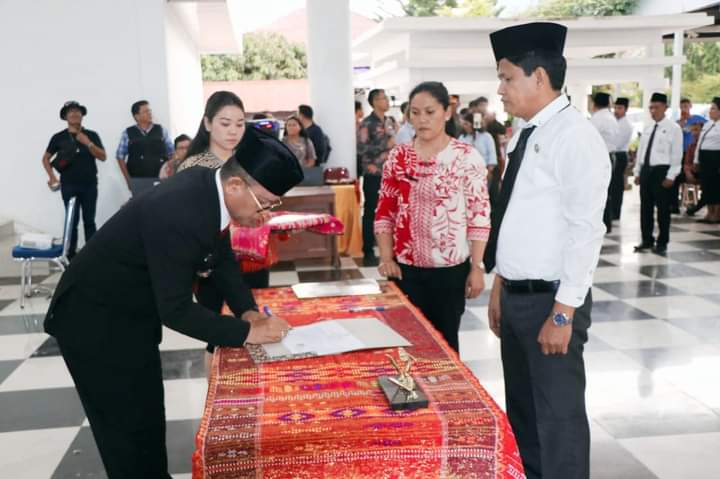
[643,123,658,169]
[483,125,536,272]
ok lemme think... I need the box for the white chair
[11,197,77,308]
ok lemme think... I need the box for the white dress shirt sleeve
[556,127,612,308]
[667,123,684,180]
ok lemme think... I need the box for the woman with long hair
[282,115,317,167]
[178,91,246,171]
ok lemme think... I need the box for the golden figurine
[379,348,428,410]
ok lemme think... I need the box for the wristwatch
[552,312,572,327]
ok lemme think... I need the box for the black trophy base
[378,375,429,411]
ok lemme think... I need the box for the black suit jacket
[45,167,255,355]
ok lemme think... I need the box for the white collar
[215,170,231,231]
[526,94,570,129]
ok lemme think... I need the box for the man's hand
[75,131,91,146]
[47,176,60,190]
[488,277,502,338]
[661,178,674,189]
[537,316,572,355]
[241,310,267,323]
[465,266,485,299]
[244,314,291,345]
[634,176,641,186]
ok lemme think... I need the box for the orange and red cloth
[192,283,525,478]
[231,211,344,272]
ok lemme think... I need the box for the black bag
[51,135,79,173]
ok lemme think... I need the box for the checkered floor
[2,192,720,478]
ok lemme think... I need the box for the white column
[671,30,684,118]
[306,0,356,177]
[566,83,591,116]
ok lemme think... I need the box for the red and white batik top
[374,139,491,268]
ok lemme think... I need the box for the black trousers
[395,261,469,352]
[54,294,171,478]
[61,182,98,258]
[640,165,672,246]
[362,173,382,257]
[501,287,592,479]
[609,152,628,220]
[699,150,720,205]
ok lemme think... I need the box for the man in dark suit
[44,128,303,478]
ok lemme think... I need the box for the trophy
[378,348,429,411]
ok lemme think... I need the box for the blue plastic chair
[12,197,77,308]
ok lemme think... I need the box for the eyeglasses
[247,186,282,213]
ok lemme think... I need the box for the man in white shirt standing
[484,22,610,479]
[633,93,683,254]
[590,92,619,232]
[611,97,634,220]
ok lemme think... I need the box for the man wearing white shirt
[484,22,610,479]
[611,97,634,220]
[590,92,619,232]
[633,93,683,253]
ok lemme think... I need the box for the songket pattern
[193,283,525,479]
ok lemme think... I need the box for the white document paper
[258,317,411,362]
[291,279,382,299]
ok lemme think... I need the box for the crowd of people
[39,17,720,479]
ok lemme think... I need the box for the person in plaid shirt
[357,88,398,265]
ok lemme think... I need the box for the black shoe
[362,255,379,267]
[685,206,698,217]
[633,243,654,252]
[653,244,667,254]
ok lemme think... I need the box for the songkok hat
[490,22,567,62]
[593,92,611,108]
[231,127,303,196]
[650,93,668,104]
[614,97,629,108]
[712,97,720,109]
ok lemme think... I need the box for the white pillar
[671,30,684,118]
[566,83,591,116]
[306,0,356,177]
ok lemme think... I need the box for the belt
[502,279,560,294]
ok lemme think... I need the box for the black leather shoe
[653,244,667,254]
[633,243,654,252]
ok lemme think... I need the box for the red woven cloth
[192,283,525,479]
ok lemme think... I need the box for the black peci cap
[490,22,567,62]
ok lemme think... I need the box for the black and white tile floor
[1,193,720,478]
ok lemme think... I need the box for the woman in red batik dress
[375,81,491,353]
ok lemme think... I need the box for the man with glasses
[44,128,303,478]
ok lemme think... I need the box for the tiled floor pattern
[1,193,720,478]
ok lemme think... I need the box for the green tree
[529,0,638,17]
[201,32,307,81]
[395,0,458,16]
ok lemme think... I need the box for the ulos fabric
[230,211,344,272]
[192,283,525,479]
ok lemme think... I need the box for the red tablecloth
[192,283,525,479]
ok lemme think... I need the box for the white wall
[0,0,175,238]
[165,3,205,139]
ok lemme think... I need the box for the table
[192,283,525,479]
[274,186,339,267]
[332,184,363,257]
